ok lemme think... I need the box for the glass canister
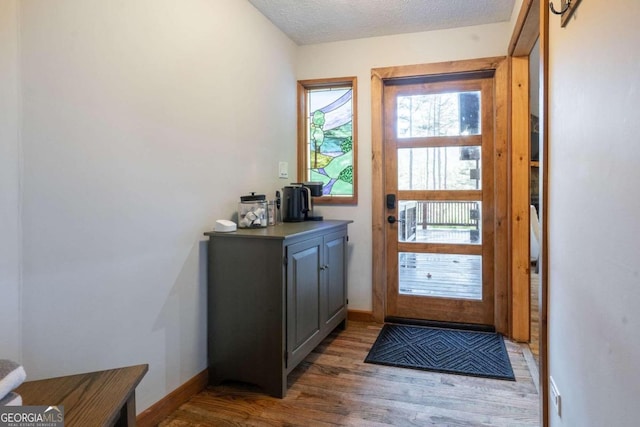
[238,193,268,228]
[267,200,276,226]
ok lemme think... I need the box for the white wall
[297,20,519,311]
[19,0,296,411]
[0,0,22,363]
[548,2,640,426]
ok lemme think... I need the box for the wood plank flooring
[160,322,540,426]
[530,272,540,363]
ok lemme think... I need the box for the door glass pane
[398,252,482,300]
[398,201,482,244]
[398,146,481,190]
[397,91,481,138]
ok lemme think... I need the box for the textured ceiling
[247,0,516,45]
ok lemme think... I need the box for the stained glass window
[297,77,357,204]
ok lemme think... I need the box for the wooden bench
[15,364,148,427]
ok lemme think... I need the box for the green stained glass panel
[307,87,354,197]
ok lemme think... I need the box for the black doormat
[365,324,515,381]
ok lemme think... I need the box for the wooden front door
[384,75,495,325]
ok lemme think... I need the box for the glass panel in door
[398,252,482,300]
[398,146,482,191]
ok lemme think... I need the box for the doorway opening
[371,57,510,334]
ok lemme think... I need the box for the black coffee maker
[282,184,309,222]
[282,182,323,222]
[302,182,323,221]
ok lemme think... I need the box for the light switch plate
[550,376,561,416]
[279,161,288,179]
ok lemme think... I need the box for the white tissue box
[215,219,237,233]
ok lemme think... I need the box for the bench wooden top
[16,364,148,427]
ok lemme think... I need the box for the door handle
[387,216,405,224]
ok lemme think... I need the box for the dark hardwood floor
[160,322,540,426]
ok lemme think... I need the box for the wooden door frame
[510,54,531,343]
[371,57,510,334]
[509,0,549,425]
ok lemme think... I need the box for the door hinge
[346,235,349,242]
[346,298,349,305]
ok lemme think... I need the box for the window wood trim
[297,77,358,205]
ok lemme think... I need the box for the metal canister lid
[240,192,266,202]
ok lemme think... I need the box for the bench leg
[115,392,137,427]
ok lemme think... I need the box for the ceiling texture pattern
[248,0,516,45]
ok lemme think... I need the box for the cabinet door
[323,231,347,328]
[286,237,322,368]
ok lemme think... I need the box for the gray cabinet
[286,230,348,370]
[204,220,351,398]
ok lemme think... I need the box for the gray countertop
[204,219,352,240]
